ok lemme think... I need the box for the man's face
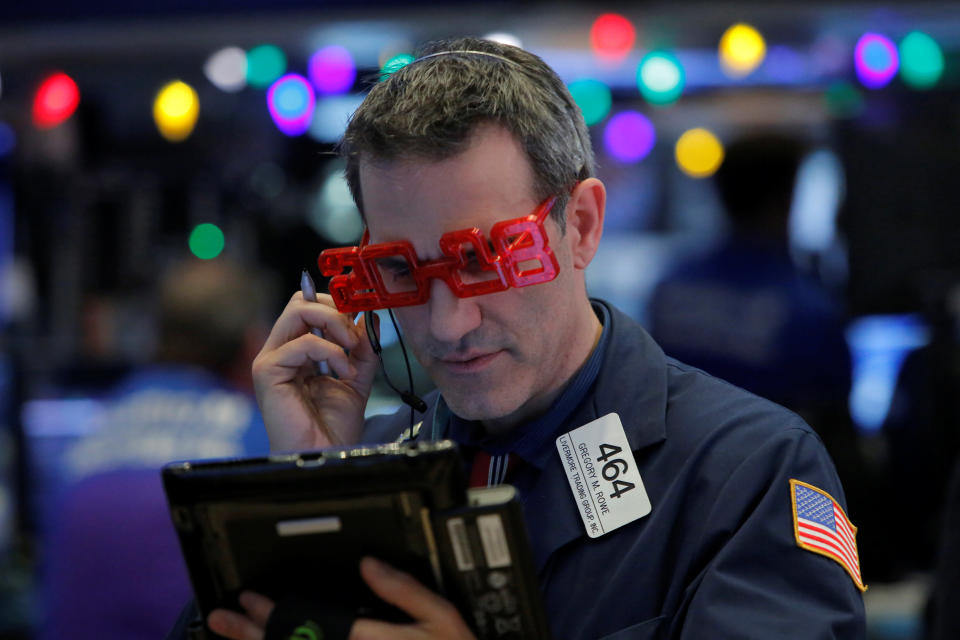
[359,124,587,428]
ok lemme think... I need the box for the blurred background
[1,0,959,638]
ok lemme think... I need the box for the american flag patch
[790,479,866,592]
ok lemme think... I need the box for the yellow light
[719,23,766,78]
[153,80,199,142]
[675,128,724,178]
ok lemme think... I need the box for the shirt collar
[445,301,612,469]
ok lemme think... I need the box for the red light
[32,72,80,129]
[590,13,636,62]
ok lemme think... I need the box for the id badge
[556,413,652,538]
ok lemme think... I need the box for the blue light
[267,74,315,136]
[846,314,930,432]
[0,123,14,157]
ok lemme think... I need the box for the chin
[440,387,521,423]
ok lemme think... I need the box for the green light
[189,223,225,259]
[824,82,864,119]
[569,79,612,127]
[380,53,414,81]
[246,45,287,89]
[899,31,944,90]
[637,51,685,106]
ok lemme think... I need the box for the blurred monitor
[19,396,104,536]
[845,313,930,433]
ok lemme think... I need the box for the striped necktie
[468,450,517,488]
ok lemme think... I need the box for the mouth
[438,350,503,374]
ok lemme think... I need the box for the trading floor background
[1,1,958,638]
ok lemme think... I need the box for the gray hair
[340,37,594,231]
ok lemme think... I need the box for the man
[42,259,272,640]
[191,38,866,639]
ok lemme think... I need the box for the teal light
[899,31,945,90]
[380,53,414,81]
[824,82,864,119]
[189,223,225,259]
[246,45,287,90]
[637,51,685,106]
[569,79,612,126]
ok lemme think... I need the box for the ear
[565,178,606,270]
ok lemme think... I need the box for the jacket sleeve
[675,428,866,639]
[164,599,204,640]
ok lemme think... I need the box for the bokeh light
[189,223,225,259]
[824,81,865,119]
[603,111,656,164]
[0,123,15,157]
[246,44,287,90]
[380,53,414,81]
[309,162,364,244]
[309,94,366,143]
[267,74,315,137]
[308,45,356,96]
[153,80,200,142]
[719,23,767,78]
[855,33,899,89]
[899,31,944,90]
[569,79,612,127]
[590,13,636,62]
[675,128,724,178]
[637,51,685,106]
[32,72,80,129]
[204,47,247,93]
[763,45,807,83]
[483,32,523,49]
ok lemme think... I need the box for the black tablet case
[162,440,552,639]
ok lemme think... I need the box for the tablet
[163,439,551,639]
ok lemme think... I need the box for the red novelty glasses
[318,196,561,312]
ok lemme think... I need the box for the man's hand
[206,557,477,640]
[350,557,476,640]
[252,291,379,451]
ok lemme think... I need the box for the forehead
[358,124,538,242]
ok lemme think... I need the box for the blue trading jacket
[363,301,866,639]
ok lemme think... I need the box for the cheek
[392,307,427,342]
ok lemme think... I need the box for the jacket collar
[523,300,669,571]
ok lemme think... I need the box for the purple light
[308,45,356,96]
[603,111,655,164]
[267,74,315,136]
[855,33,899,89]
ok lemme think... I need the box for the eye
[461,250,485,272]
[375,258,413,281]
[387,263,412,279]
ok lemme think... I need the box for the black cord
[365,311,427,430]
[388,308,422,428]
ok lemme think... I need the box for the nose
[427,278,482,344]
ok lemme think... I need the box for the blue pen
[300,270,332,376]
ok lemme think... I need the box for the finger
[348,312,379,366]
[263,292,360,352]
[255,333,358,383]
[349,618,421,640]
[207,608,264,640]
[358,556,461,625]
[238,591,276,629]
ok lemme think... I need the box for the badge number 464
[556,413,652,538]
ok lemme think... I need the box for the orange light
[32,72,80,129]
